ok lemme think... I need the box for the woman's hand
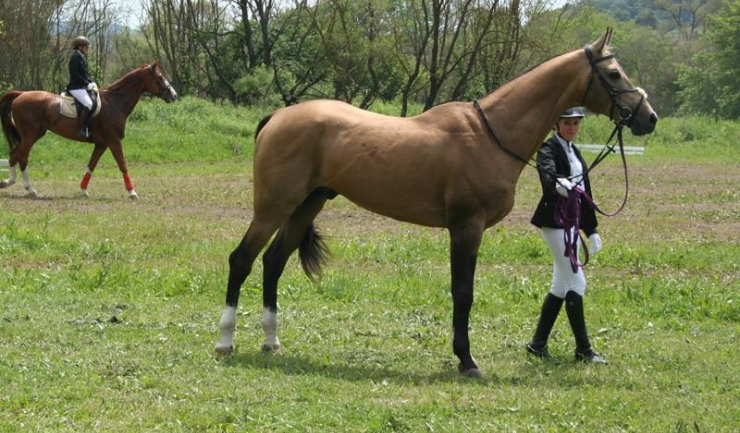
[588,233,602,255]
[556,178,574,197]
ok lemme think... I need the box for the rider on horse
[67,36,96,140]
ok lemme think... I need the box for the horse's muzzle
[630,111,658,136]
[166,88,178,103]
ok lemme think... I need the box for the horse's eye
[608,70,621,81]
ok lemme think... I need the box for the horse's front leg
[107,141,137,200]
[80,143,108,197]
[449,220,485,378]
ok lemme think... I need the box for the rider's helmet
[559,107,585,118]
[72,36,91,49]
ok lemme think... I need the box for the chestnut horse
[0,60,178,199]
[215,29,658,377]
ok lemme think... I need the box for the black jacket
[530,135,598,236]
[67,49,92,91]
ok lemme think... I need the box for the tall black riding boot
[75,106,91,139]
[565,291,607,364]
[526,293,564,359]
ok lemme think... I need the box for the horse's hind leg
[20,166,37,197]
[0,142,36,196]
[260,189,330,353]
[13,149,37,197]
[0,164,16,189]
[216,219,282,355]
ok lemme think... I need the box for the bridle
[581,45,646,128]
[149,63,176,100]
[473,45,645,206]
[473,45,647,269]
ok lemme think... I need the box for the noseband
[150,64,175,98]
[581,46,645,127]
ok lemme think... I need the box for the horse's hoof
[261,343,282,354]
[214,344,233,356]
[80,189,90,198]
[128,191,139,201]
[458,362,484,379]
[460,368,484,379]
[0,180,13,189]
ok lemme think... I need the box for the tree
[676,0,740,119]
[650,0,721,42]
[0,0,121,91]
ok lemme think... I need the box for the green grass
[0,98,738,432]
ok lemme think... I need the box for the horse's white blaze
[165,79,178,100]
[215,305,237,352]
[261,308,280,347]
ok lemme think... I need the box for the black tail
[0,91,22,151]
[299,223,331,281]
[254,114,273,141]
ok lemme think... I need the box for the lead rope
[554,187,587,273]
[554,124,630,272]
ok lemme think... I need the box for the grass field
[1,98,738,432]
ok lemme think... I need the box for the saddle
[59,90,102,118]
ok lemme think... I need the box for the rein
[474,45,642,272]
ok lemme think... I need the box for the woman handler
[526,107,607,364]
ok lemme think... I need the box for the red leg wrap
[123,173,134,191]
[80,172,92,190]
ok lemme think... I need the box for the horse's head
[145,60,178,103]
[581,28,658,136]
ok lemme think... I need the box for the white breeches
[540,227,587,298]
[68,89,93,110]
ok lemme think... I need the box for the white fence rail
[577,144,644,155]
[0,146,643,173]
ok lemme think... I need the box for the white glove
[555,177,574,198]
[87,82,98,91]
[588,233,602,255]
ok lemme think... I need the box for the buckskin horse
[0,60,178,199]
[215,28,658,378]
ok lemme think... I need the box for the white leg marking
[261,308,281,353]
[22,169,37,197]
[0,165,16,188]
[215,306,237,355]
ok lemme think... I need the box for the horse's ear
[590,27,613,54]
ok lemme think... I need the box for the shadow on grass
[220,349,498,386]
[1,192,123,202]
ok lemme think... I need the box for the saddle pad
[59,92,102,118]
